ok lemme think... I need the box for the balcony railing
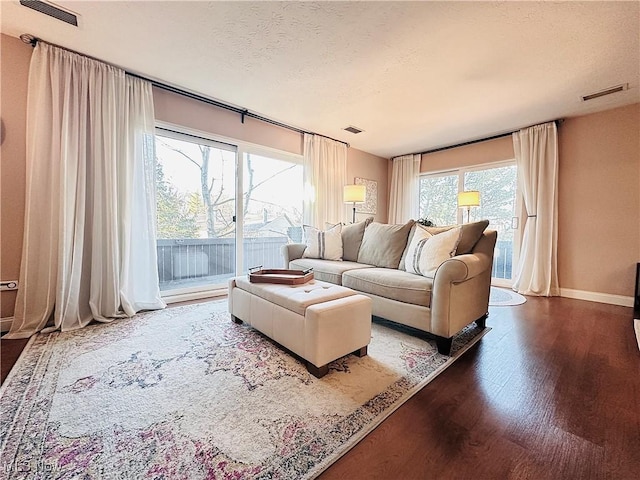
[492,240,513,280]
[157,237,514,290]
[157,236,289,291]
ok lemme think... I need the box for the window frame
[154,121,303,303]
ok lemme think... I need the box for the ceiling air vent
[582,84,628,102]
[19,0,78,27]
[343,126,364,134]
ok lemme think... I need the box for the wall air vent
[343,126,364,134]
[582,84,628,102]
[19,0,78,27]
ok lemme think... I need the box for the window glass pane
[419,174,458,225]
[464,164,517,280]
[155,134,236,292]
[242,153,303,273]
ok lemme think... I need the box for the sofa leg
[476,313,488,329]
[231,315,243,325]
[435,336,453,356]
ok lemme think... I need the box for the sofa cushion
[302,223,343,260]
[342,268,433,307]
[326,217,374,262]
[426,220,489,254]
[357,220,414,269]
[290,258,375,285]
[404,225,461,277]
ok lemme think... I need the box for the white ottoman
[228,276,372,378]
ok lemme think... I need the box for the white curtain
[388,154,421,223]
[6,43,165,339]
[302,133,347,227]
[512,122,560,296]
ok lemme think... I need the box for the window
[155,130,237,293]
[154,127,305,298]
[418,172,459,226]
[419,162,519,285]
[241,152,303,273]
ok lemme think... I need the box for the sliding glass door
[419,161,519,286]
[155,129,237,294]
[153,128,305,297]
[240,152,304,273]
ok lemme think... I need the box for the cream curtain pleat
[512,122,560,296]
[388,154,421,224]
[6,43,165,339]
[302,133,347,227]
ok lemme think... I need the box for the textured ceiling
[2,1,639,158]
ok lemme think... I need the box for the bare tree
[156,140,297,237]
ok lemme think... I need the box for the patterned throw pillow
[302,224,343,261]
[404,225,462,277]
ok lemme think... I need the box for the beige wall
[419,104,640,299]
[347,148,389,224]
[558,103,639,297]
[154,88,304,155]
[420,135,514,172]
[0,34,388,317]
[1,35,31,318]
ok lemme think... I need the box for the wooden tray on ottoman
[248,267,314,285]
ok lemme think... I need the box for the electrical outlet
[1,281,18,291]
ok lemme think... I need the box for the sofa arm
[430,251,493,338]
[434,253,492,284]
[281,243,307,268]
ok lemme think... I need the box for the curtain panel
[302,133,347,227]
[6,43,165,339]
[512,122,560,296]
[388,154,421,224]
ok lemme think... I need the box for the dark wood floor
[2,296,639,479]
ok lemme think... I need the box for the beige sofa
[282,219,497,355]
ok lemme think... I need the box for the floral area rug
[0,300,488,479]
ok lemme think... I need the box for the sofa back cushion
[404,225,462,277]
[357,220,414,269]
[425,220,489,254]
[326,217,374,262]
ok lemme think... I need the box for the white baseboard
[560,288,634,307]
[1,316,14,333]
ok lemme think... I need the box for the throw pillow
[357,220,414,269]
[302,223,343,260]
[326,217,374,262]
[404,225,462,277]
[425,219,489,254]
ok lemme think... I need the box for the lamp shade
[343,184,366,203]
[457,190,480,208]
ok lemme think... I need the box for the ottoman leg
[307,362,329,379]
[353,346,368,357]
[231,315,243,324]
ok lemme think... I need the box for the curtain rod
[400,119,563,158]
[19,33,350,148]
